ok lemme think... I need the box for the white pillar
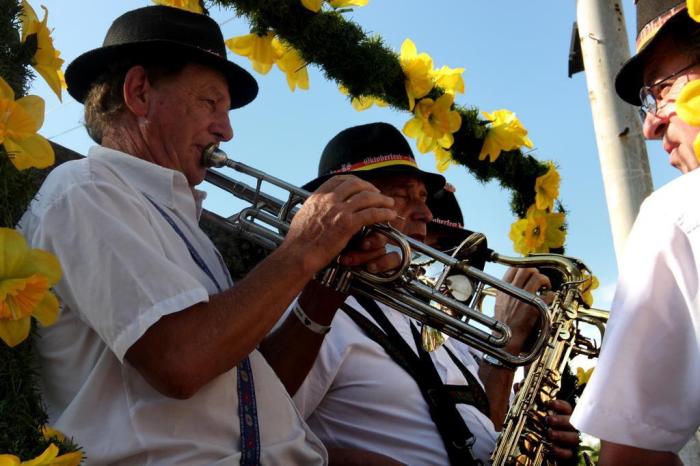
[576,0,653,267]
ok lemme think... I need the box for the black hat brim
[65,40,258,110]
[615,11,690,105]
[302,164,446,195]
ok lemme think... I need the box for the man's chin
[186,168,207,187]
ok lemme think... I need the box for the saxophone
[490,254,608,466]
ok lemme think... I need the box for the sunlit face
[143,63,233,186]
[641,36,700,174]
[371,174,433,242]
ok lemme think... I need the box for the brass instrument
[490,258,609,466]
[202,145,554,367]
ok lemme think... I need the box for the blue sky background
[28,0,677,310]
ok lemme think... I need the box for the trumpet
[202,144,560,367]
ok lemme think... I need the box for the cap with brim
[65,6,258,109]
[302,122,445,194]
[615,1,690,105]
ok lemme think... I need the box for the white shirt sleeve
[22,180,210,362]
[571,199,700,452]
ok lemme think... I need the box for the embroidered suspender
[146,197,261,465]
[342,295,488,466]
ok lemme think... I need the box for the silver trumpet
[202,144,554,367]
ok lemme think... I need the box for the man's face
[143,62,233,186]
[371,174,433,242]
[642,36,700,174]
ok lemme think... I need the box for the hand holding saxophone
[495,267,552,354]
[545,399,580,461]
[281,174,401,278]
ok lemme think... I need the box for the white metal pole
[577,0,653,267]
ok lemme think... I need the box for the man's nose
[642,108,670,140]
[412,201,434,224]
[211,114,234,142]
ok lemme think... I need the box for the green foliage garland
[213,0,554,219]
[0,0,81,460]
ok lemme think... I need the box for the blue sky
[28,0,676,309]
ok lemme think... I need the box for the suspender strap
[438,345,490,419]
[146,196,261,465]
[343,296,481,466]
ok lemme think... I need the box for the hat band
[432,218,463,229]
[636,4,686,52]
[330,154,418,174]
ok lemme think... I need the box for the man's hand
[494,267,551,354]
[282,175,398,276]
[546,399,580,460]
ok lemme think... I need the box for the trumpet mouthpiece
[202,144,229,168]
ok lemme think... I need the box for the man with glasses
[570,2,700,465]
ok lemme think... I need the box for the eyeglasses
[638,61,699,121]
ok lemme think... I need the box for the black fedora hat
[303,122,445,194]
[616,0,692,105]
[65,6,258,109]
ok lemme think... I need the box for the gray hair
[83,59,186,143]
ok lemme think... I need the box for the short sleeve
[571,203,700,452]
[21,180,210,362]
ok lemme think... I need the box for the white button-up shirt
[571,168,700,453]
[19,146,326,465]
[292,296,498,465]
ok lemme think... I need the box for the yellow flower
[338,85,387,111]
[301,0,322,11]
[432,65,465,95]
[152,0,204,13]
[41,426,65,443]
[226,31,279,75]
[479,109,534,163]
[689,0,700,22]
[676,79,700,126]
[509,205,566,255]
[433,146,454,173]
[20,1,65,100]
[403,93,462,153]
[302,0,368,12]
[534,162,560,211]
[399,39,435,110]
[0,76,54,171]
[329,0,369,7]
[0,444,82,466]
[0,228,61,348]
[579,272,600,307]
[271,38,309,91]
[576,367,594,386]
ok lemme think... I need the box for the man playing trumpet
[19,6,400,464]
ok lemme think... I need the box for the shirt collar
[88,146,207,219]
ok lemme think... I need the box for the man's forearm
[478,362,516,430]
[126,243,318,398]
[260,280,347,394]
[599,441,682,466]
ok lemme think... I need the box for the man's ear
[123,65,151,117]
